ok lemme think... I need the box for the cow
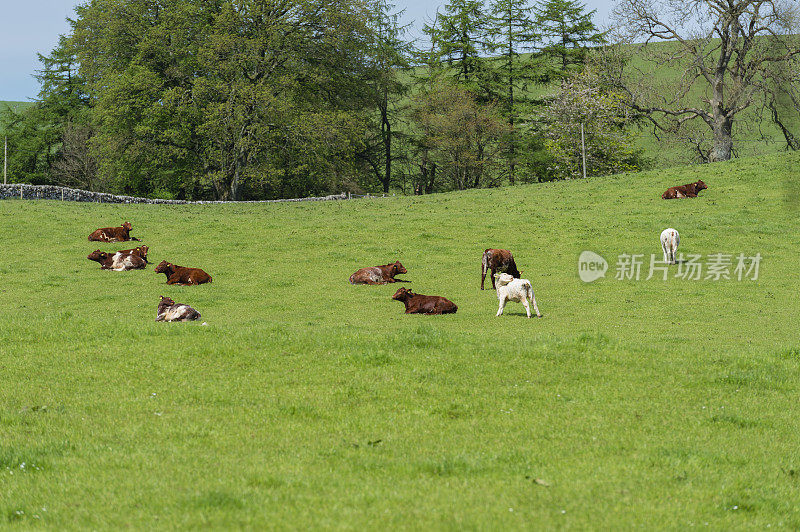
[88,221,140,242]
[660,228,680,264]
[661,180,707,199]
[494,273,542,318]
[391,287,457,315]
[87,249,147,271]
[481,249,520,290]
[118,245,150,263]
[154,260,212,285]
[349,261,408,285]
[155,296,201,322]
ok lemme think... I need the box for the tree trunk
[382,104,391,193]
[709,115,733,162]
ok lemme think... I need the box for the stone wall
[0,184,354,204]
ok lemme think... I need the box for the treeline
[1,0,648,200]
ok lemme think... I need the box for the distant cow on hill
[662,180,707,199]
[392,287,457,315]
[88,221,140,242]
[349,261,408,285]
[154,260,212,285]
[87,249,146,271]
[155,296,201,322]
[660,228,680,264]
[481,249,520,290]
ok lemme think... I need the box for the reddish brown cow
[154,260,212,285]
[88,221,140,242]
[87,249,146,271]
[349,261,408,285]
[662,180,707,199]
[481,249,521,290]
[392,287,458,315]
[118,245,150,263]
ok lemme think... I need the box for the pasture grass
[2,152,800,528]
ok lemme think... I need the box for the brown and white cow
[155,296,201,322]
[481,249,521,290]
[88,221,140,242]
[392,287,457,315]
[118,245,150,263]
[349,261,408,285]
[662,180,707,199]
[154,260,212,285]
[87,249,146,271]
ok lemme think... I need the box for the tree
[423,0,491,93]
[411,81,509,190]
[606,0,800,162]
[360,0,412,193]
[540,69,649,179]
[535,0,605,81]
[485,0,539,184]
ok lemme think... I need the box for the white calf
[660,228,680,264]
[494,273,542,318]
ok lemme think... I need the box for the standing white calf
[494,273,542,318]
[660,228,680,264]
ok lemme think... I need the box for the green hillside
[0,101,34,135]
[1,153,800,528]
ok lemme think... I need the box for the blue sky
[0,0,613,102]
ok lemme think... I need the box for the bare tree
[605,0,800,162]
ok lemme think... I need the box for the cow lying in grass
[392,287,457,315]
[118,245,149,263]
[494,273,542,318]
[660,228,680,264]
[349,261,408,284]
[88,221,140,242]
[87,249,146,271]
[154,260,212,285]
[661,180,707,199]
[155,296,201,322]
[481,248,520,290]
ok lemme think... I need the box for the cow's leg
[662,242,669,263]
[531,292,542,318]
[522,298,531,318]
[490,268,497,289]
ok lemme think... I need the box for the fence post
[3,136,6,185]
[61,188,64,201]
[20,184,23,199]
[581,123,587,179]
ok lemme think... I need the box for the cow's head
[154,260,171,274]
[392,287,412,301]
[87,250,108,262]
[696,180,707,191]
[122,221,133,231]
[393,261,407,275]
[159,295,175,306]
[494,272,514,287]
[137,245,149,259]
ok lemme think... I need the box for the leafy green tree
[485,0,539,184]
[423,0,491,93]
[540,69,648,179]
[360,0,412,193]
[535,0,605,81]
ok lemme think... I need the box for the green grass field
[2,152,800,528]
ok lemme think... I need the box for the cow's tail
[481,249,490,277]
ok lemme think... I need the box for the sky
[0,0,613,102]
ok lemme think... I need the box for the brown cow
[154,260,212,285]
[87,249,146,271]
[156,296,202,322]
[481,249,521,290]
[118,245,150,263]
[88,221,140,242]
[349,261,408,285]
[662,180,707,199]
[392,287,457,315]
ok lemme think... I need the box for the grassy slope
[2,153,800,528]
